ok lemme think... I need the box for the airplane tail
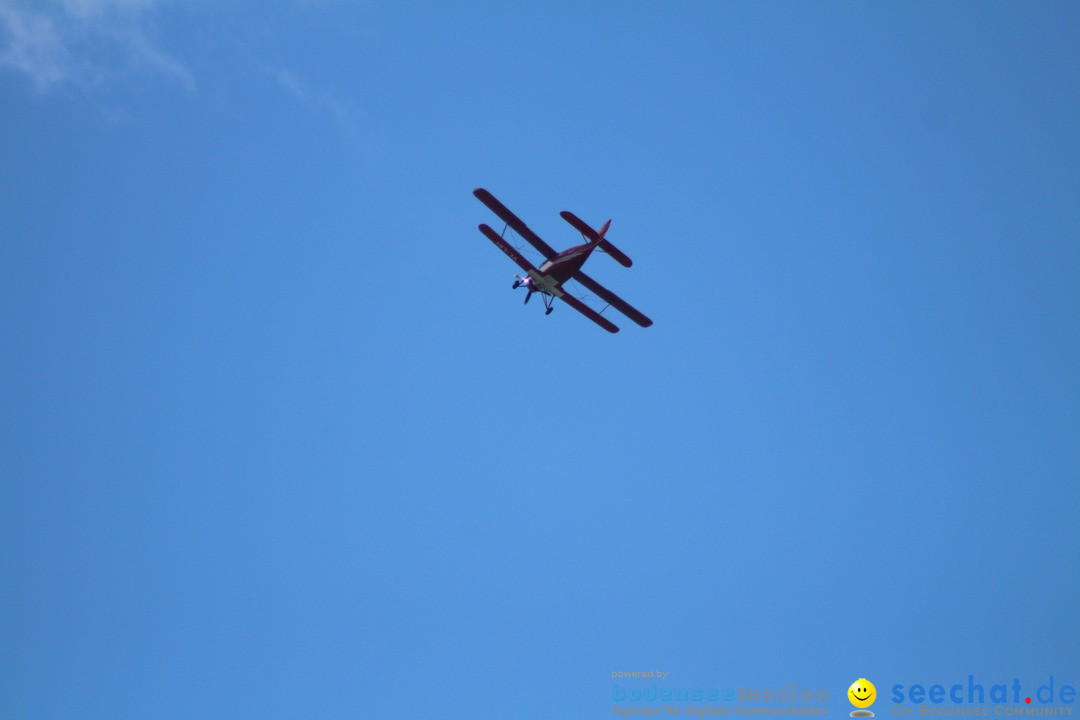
[594,219,612,243]
[595,220,632,267]
[560,211,633,267]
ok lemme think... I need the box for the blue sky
[2,2,1078,718]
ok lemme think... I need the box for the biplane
[474,188,652,333]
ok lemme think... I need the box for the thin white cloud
[270,64,371,150]
[0,3,71,89]
[272,66,308,103]
[56,0,155,19]
[0,0,191,92]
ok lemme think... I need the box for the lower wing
[573,271,653,328]
[558,293,619,333]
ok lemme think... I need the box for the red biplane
[474,188,652,333]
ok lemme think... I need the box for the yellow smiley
[848,679,876,708]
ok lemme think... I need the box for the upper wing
[478,223,540,276]
[473,188,558,260]
[558,293,620,333]
[559,211,633,268]
[573,271,653,328]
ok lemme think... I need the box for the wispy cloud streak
[0,0,192,92]
[270,65,372,150]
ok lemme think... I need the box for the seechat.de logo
[850,678,877,717]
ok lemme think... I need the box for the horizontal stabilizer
[560,211,633,267]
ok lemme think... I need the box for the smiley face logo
[848,678,876,709]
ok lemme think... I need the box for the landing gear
[511,272,555,316]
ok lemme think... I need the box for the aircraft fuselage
[521,241,598,296]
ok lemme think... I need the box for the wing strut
[478,224,539,276]
[473,188,558,260]
[558,294,620,333]
[573,271,653,327]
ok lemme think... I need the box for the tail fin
[560,210,633,267]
